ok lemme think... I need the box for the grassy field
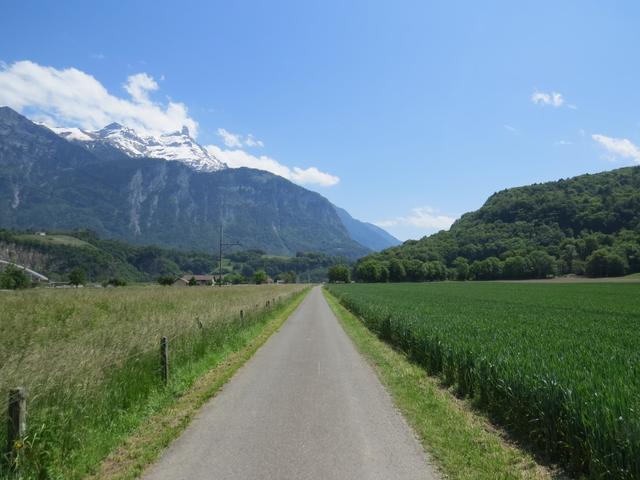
[0,284,307,479]
[326,282,640,479]
[15,234,96,248]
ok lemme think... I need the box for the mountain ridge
[0,107,398,257]
[44,121,226,172]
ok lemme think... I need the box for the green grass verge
[322,288,553,480]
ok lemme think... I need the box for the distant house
[173,274,214,287]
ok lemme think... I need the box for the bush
[225,273,246,285]
[157,275,176,286]
[0,264,31,289]
[253,270,268,284]
[104,277,127,287]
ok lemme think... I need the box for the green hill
[355,166,640,281]
[0,229,348,284]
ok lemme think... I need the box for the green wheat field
[326,282,640,479]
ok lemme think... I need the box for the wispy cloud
[217,128,243,148]
[531,90,566,108]
[90,53,105,60]
[217,128,264,148]
[0,60,198,137]
[244,134,264,148]
[555,140,572,146]
[375,206,456,231]
[592,134,640,164]
[205,145,339,187]
[504,124,518,134]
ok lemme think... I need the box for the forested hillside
[355,166,640,281]
[0,229,347,283]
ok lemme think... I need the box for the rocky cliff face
[0,107,370,258]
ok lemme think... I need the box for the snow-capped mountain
[46,123,226,172]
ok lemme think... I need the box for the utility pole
[218,225,241,286]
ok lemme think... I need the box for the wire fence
[0,289,301,474]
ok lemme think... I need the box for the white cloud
[0,60,198,137]
[375,206,456,231]
[123,72,158,103]
[205,144,339,187]
[217,128,243,148]
[592,134,640,164]
[504,124,518,133]
[217,128,264,148]
[245,134,264,148]
[531,90,565,107]
[555,140,572,146]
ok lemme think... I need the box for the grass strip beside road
[323,288,554,480]
[88,287,310,480]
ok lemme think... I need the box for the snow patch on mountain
[46,123,226,172]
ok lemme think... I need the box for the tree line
[337,166,640,282]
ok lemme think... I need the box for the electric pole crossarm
[218,225,241,286]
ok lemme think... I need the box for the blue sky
[1,1,639,240]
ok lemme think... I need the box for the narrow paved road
[143,287,438,480]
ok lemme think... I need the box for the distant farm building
[173,274,214,286]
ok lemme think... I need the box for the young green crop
[327,282,640,479]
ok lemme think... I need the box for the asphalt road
[142,286,438,480]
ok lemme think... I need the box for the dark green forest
[0,229,348,284]
[354,166,640,282]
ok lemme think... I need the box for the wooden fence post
[240,309,244,320]
[7,387,26,460]
[160,336,169,385]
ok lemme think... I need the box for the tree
[403,259,425,282]
[0,265,31,290]
[225,273,246,284]
[69,267,86,287]
[470,257,503,280]
[277,271,297,284]
[328,264,350,283]
[527,251,557,278]
[453,257,470,281]
[423,261,446,281]
[188,276,197,286]
[157,275,175,286]
[502,256,530,279]
[586,249,627,277]
[253,270,268,284]
[388,258,406,282]
[355,260,386,283]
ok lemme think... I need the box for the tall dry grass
[0,284,306,478]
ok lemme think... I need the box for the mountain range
[46,122,226,172]
[0,107,399,258]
